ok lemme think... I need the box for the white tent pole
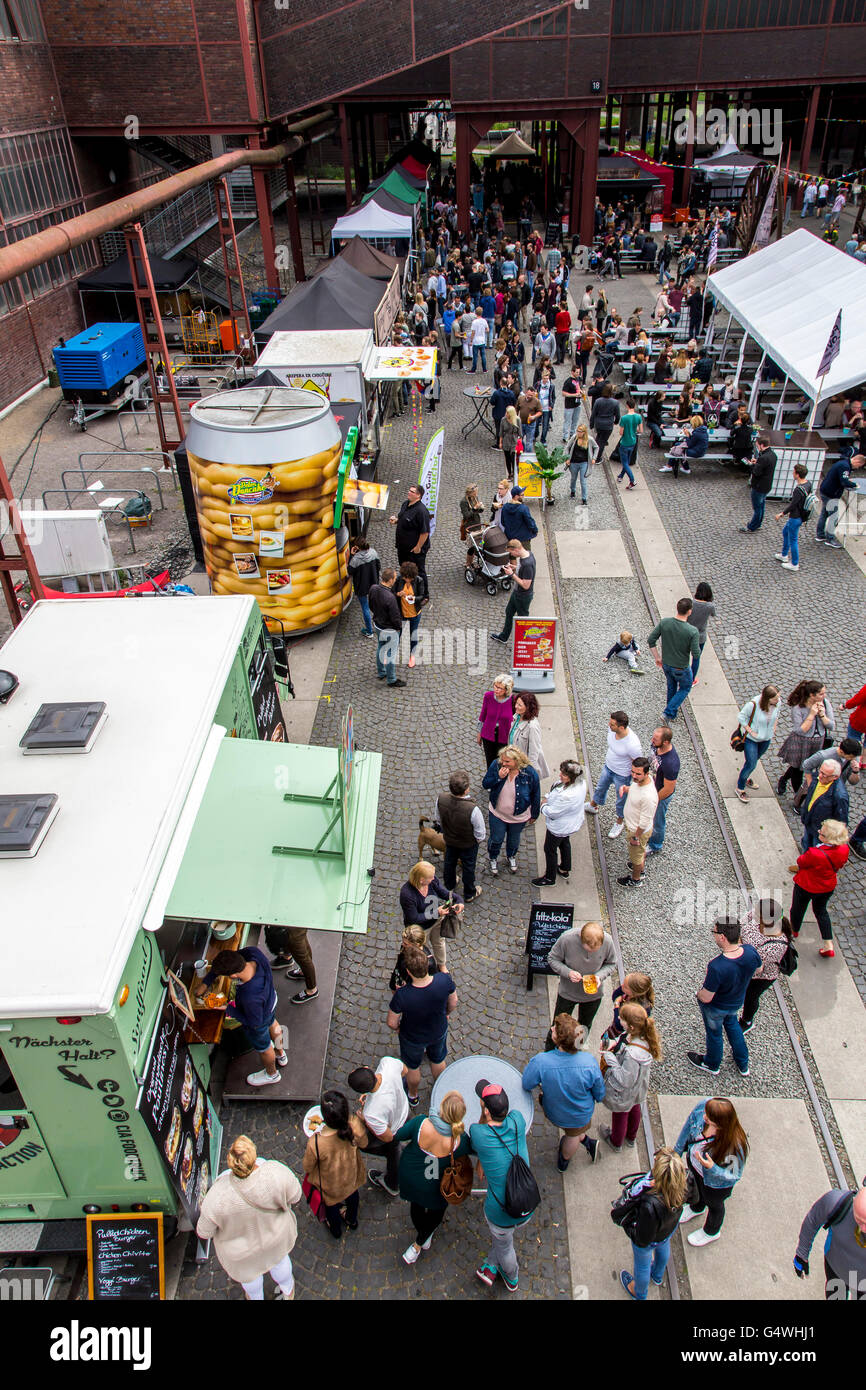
[773,375,789,429]
[807,373,827,429]
[732,330,748,390]
[718,313,732,362]
[748,348,767,417]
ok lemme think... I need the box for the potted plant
[528,442,569,507]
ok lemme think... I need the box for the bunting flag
[817,310,842,379]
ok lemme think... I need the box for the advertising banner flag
[418,426,444,538]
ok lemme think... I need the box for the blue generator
[53,322,147,403]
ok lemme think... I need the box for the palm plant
[528,441,569,503]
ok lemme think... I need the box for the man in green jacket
[647,598,700,722]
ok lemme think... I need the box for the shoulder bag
[301,1134,327,1223]
[440,1138,474,1205]
[730,700,756,752]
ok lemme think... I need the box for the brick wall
[0,286,82,412]
[0,45,64,133]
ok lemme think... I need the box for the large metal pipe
[0,112,331,285]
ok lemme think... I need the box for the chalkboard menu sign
[248,634,285,742]
[87,1213,164,1301]
[525,902,574,989]
[137,999,218,1225]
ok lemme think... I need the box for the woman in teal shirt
[617,399,642,488]
[394,1091,472,1267]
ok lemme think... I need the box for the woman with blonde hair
[568,421,599,504]
[599,1002,662,1152]
[394,1090,471,1265]
[675,1096,748,1246]
[619,1147,688,1300]
[671,349,691,383]
[500,406,521,478]
[389,923,435,991]
[399,859,464,970]
[196,1134,302,1299]
[482,744,541,875]
[490,474,513,522]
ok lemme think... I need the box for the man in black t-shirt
[647,726,680,855]
[387,947,458,1104]
[390,483,432,576]
[491,538,536,644]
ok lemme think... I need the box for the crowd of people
[191,174,866,1305]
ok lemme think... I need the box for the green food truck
[0,594,380,1255]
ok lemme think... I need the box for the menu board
[513,617,557,671]
[136,999,216,1225]
[525,902,574,989]
[87,1213,164,1301]
[247,632,286,742]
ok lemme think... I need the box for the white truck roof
[0,595,255,1018]
[255,329,373,370]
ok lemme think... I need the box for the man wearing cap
[499,485,538,547]
[470,1080,533,1292]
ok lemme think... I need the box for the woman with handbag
[301,1090,369,1240]
[675,1097,748,1246]
[737,898,792,1029]
[399,860,464,970]
[196,1135,302,1299]
[394,1091,472,1266]
[777,679,836,796]
[785,818,850,959]
[734,684,781,802]
[598,1003,661,1152]
[617,1148,688,1300]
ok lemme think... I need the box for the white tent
[330,202,413,252]
[708,229,866,405]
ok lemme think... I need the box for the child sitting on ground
[603,630,644,675]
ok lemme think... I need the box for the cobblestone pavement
[179,346,575,1301]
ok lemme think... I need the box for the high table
[430,1054,534,1132]
[461,385,494,438]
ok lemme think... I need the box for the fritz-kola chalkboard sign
[525,902,574,989]
[86,1212,164,1300]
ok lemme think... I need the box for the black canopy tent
[337,237,402,280]
[78,252,198,326]
[254,258,385,344]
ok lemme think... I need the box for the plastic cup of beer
[583,974,598,995]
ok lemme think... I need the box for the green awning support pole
[332,424,360,530]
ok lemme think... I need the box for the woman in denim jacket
[482,745,540,876]
[674,1097,748,1248]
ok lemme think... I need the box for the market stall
[0,596,380,1253]
[708,229,866,487]
[330,201,413,258]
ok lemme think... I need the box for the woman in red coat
[785,819,850,958]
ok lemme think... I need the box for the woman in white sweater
[510,691,550,778]
[196,1135,302,1300]
[532,759,586,885]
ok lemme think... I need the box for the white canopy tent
[708,229,866,409]
[330,202,413,253]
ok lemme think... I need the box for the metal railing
[73,451,177,493]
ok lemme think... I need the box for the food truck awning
[0,596,255,1018]
[164,738,381,933]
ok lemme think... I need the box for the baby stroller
[464,524,514,596]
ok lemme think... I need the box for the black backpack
[490,1119,541,1220]
[777,938,799,977]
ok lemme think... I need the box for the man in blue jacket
[815,452,864,547]
[522,1014,605,1169]
[499,485,538,546]
[799,760,849,850]
[199,947,285,1087]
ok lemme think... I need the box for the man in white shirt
[817,180,829,212]
[826,191,846,230]
[470,308,490,374]
[617,758,659,889]
[348,1056,410,1196]
[584,710,643,838]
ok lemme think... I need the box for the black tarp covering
[79,253,197,292]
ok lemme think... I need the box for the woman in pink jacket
[477,674,515,769]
